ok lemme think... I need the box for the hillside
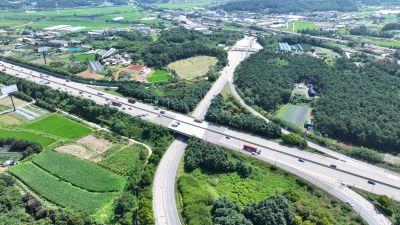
[0,0,128,10]
[219,0,358,13]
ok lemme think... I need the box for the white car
[171,121,180,127]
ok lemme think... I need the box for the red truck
[111,100,122,107]
[243,144,261,155]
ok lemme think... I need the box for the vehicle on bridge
[243,144,261,155]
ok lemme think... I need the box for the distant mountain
[218,0,358,13]
[0,0,128,10]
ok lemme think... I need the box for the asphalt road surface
[0,50,398,225]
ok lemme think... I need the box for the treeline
[234,49,400,153]
[142,27,242,68]
[185,138,252,177]
[299,29,340,38]
[350,25,394,38]
[219,0,357,13]
[0,73,174,225]
[212,195,294,225]
[118,81,211,114]
[382,23,400,31]
[206,94,282,139]
[0,138,42,159]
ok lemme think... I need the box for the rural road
[0,49,398,225]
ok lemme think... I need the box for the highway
[0,38,398,224]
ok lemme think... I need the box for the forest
[219,0,357,13]
[0,73,174,225]
[142,28,242,68]
[234,50,400,153]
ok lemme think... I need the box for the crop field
[9,162,115,212]
[0,129,57,147]
[21,114,93,140]
[276,104,311,126]
[0,6,150,30]
[168,56,218,80]
[147,69,171,83]
[178,151,362,225]
[33,150,124,192]
[288,21,317,32]
[99,144,148,176]
[74,53,96,62]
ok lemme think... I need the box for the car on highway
[225,136,231,139]
[346,202,355,208]
[160,110,165,114]
[330,164,337,168]
[298,158,305,163]
[194,118,203,123]
[171,121,180,127]
[367,180,376,185]
[98,92,104,96]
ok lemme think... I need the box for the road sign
[0,84,18,95]
[38,47,49,53]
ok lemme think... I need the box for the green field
[288,21,317,32]
[33,150,124,192]
[74,53,96,62]
[147,69,171,83]
[9,162,115,212]
[276,104,311,127]
[0,6,146,30]
[99,144,148,176]
[371,40,400,48]
[178,151,363,225]
[0,129,57,147]
[168,56,218,80]
[21,114,92,140]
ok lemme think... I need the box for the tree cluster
[0,138,42,159]
[118,80,211,114]
[350,25,394,38]
[281,133,308,149]
[211,195,295,225]
[206,95,282,139]
[185,138,252,177]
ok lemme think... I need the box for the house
[1,160,19,166]
[48,40,68,47]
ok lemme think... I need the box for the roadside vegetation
[0,73,175,224]
[178,138,365,225]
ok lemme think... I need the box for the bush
[12,91,32,102]
[281,133,308,149]
[346,147,383,164]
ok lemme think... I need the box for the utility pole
[10,95,16,111]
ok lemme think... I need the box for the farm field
[33,150,124,192]
[9,162,116,212]
[0,6,149,30]
[0,129,57,147]
[177,150,363,225]
[74,53,96,62]
[276,104,311,127]
[147,69,171,83]
[288,21,317,32]
[168,56,218,80]
[21,113,93,140]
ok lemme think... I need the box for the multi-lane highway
[0,37,398,225]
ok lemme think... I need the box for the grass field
[288,21,317,32]
[371,40,400,48]
[168,56,218,80]
[276,104,311,127]
[9,162,115,212]
[99,144,148,176]
[178,150,363,225]
[74,53,96,62]
[0,6,146,30]
[33,150,124,192]
[147,69,170,83]
[0,129,57,147]
[21,114,92,140]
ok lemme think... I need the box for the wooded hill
[234,50,400,153]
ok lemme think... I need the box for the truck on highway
[243,144,261,155]
[111,100,122,107]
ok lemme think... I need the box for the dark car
[330,164,337,168]
[298,158,305,163]
[367,180,376,185]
